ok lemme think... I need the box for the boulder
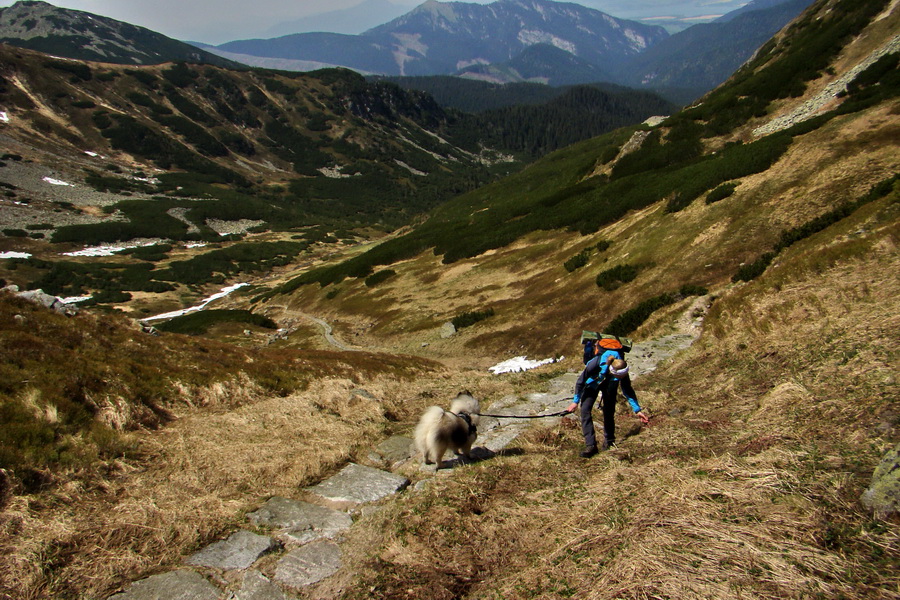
[440,322,456,338]
[861,442,900,519]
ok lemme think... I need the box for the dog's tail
[449,393,480,426]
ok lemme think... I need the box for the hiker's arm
[620,377,643,414]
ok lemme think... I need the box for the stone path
[105,298,709,599]
[105,382,578,600]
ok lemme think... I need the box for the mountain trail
[106,296,713,599]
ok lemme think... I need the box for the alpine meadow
[0,0,897,599]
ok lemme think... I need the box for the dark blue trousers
[579,376,636,448]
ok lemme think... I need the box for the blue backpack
[582,339,596,364]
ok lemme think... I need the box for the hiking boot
[602,440,617,450]
[580,445,598,458]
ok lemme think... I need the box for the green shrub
[452,308,495,329]
[606,285,707,336]
[732,252,777,283]
[706,182,738,204]
[156,241,306,285]
[158,115,229,156]
[365,269,396,287]
[91,110,112,129]
[162,63,199,88]
[92,289,132,303]
[3,229,27,237]
[564,250,591,273]
[596,263,640,291]
[154,309,277,335]
[733,173,898,283]
[44,59,91,81]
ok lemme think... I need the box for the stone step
[235,571,287,600]
[307,463,410,504]
[107,570,222,600]
[273,540,342,590]
[185,530,278,571]
[247,496,353,546]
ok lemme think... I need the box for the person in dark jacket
[564,349,649,457]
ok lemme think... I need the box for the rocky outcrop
[3,285,79,316]
[861,442,900,519]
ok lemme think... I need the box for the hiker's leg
[579,390,599,449]
[600,384,618,446]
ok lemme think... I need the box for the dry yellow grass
[0,356,520,600]
[318,192,900,600]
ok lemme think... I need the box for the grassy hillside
[260,0,898,359]
[0,0,897,598]
[0,46,508,240]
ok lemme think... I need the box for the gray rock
[107,570,222,600]
[247,496,352,545]
[185,530,276,571]
[368,435,413,466]
[548,373,578,393]
[307,463,409,504]
[440,322,456,338]
[273,541,341,589]
[235,571,286,600]
[16,288,77,315]
[350,388,378,401]
[861,442,900,519]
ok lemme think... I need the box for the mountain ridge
[216,0,668,77]
[0,0,237,67]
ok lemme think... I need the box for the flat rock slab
[368,435,413,466]
[548,373,578,395]
[235,571,286,600]
[247,496,352,545]
[107,570,222,600]
[274,540,342,589]
[185,530,276,571]
[307,463,409,504]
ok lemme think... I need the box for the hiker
[565,351,649,457]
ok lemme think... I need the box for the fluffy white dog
[414,392,480,468]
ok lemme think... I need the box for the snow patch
[394,159,426,176]
[42,177,74,187]
[0,112,9,124]
[142,283,250,323]
[490,356,561,374]
[0,251,31,259]
[517,30,576,54]
[62,240,160,257]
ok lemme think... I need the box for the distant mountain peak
[0,1,236,66]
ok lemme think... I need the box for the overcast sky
[0,0,749,44]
